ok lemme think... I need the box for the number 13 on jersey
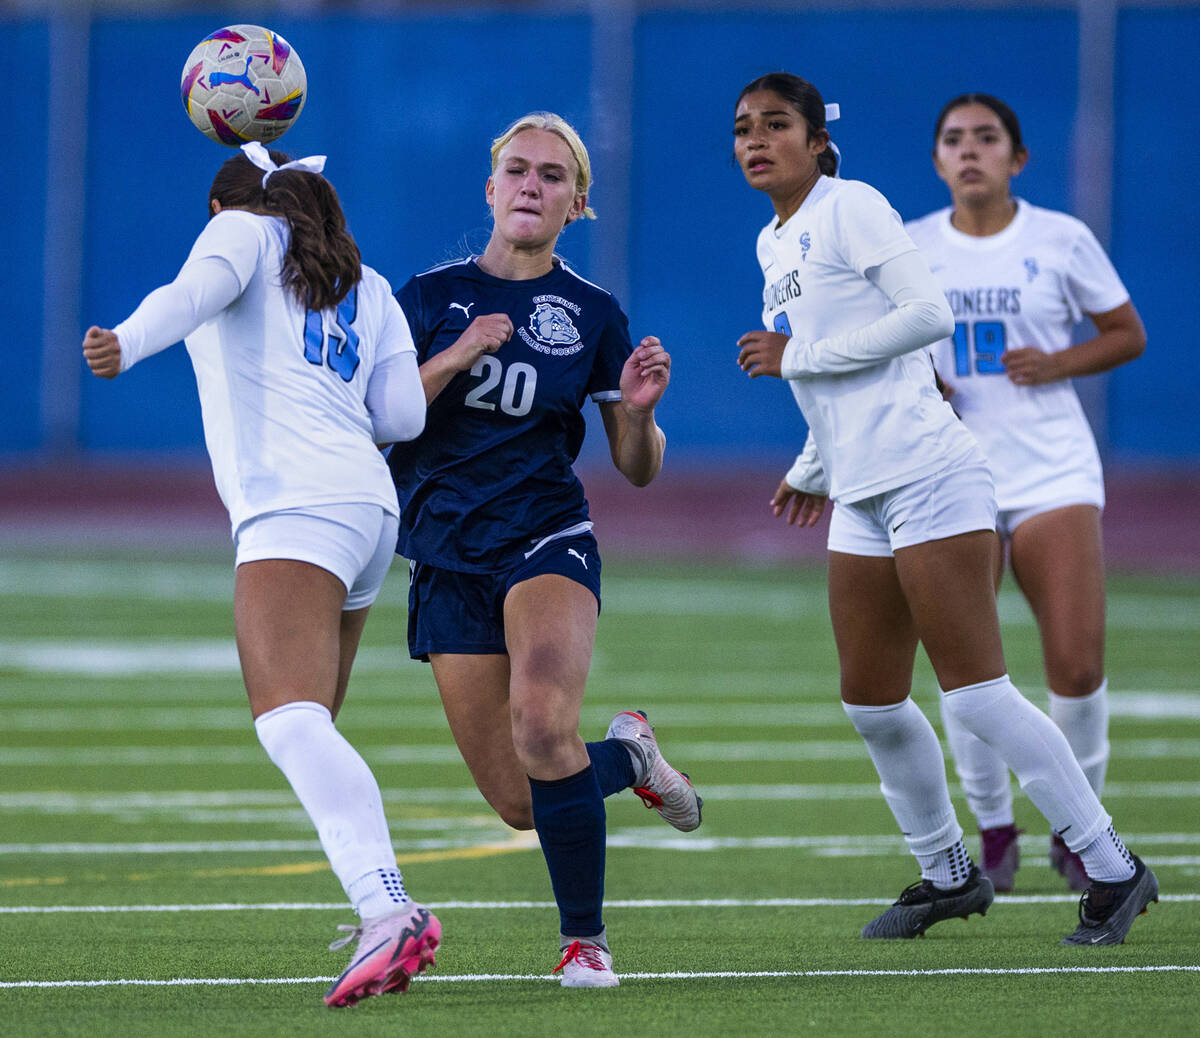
[304,289,361,382]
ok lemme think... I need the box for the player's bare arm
[419,312,513,403]
[82,326,122,380]
[1001,302,1145,386]
[600,336,669,487]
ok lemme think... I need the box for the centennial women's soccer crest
[529,303,581,347]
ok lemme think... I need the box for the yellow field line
[190,831,541,879]
[0,831,541,887]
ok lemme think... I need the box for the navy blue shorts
[406,532,602,661]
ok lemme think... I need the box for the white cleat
[553,939,619,988]
[606,710,703,832]
[324,901,441,1007]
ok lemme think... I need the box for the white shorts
[996,492,1104,541]
[827,455,998,558]
[235,503,400,610]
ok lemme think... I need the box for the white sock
[1049,680,1110,797]
[348,868,410,921]
[939,690,1014,829]
[1078,823,1136,883]
[941,675,1110,852]
[254,701,405,917]
[915,839,974,891]
[842,699,963,868]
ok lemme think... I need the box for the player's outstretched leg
[325,901,441,1007]
[606,710,703,832]
[1061,855,1159,946]
[861,866,995,939]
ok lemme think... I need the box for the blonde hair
[490,112,596,220]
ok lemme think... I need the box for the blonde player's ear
[484,176,495,210]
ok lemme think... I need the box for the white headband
[240,140,327,188]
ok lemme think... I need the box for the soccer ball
[180,25,307,146]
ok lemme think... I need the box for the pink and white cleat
[553,939,619,988]
[324,901,441,1007]
[606,710,703,832]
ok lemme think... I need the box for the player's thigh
[430,652,533,829]
[1009,504,1106,694]
[235,504,396,717]
[504,573,598,741]
[234,558,346,717]
[893,530,1007,691]
[331,606,371,720]
[333,511,400,717]
[828,551,920,705]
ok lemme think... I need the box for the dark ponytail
[737,72,838,176]
[207,150,362,312]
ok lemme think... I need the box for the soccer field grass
[1,548,1197,1036]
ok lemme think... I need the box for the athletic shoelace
[554,941,609,974]
[329,924,363,952]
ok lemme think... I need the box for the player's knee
[1047,661,1104,699]
[493,800,535,831]
[510,703,573,769]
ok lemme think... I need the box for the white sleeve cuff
[779,336,810,380]
[784,434,829,495]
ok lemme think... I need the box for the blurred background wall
[3,0,1198,474]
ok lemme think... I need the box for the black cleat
[1061,854,1158,946]
[861,866,994,939]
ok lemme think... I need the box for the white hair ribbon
[828,140,843,177]
[240,140,327,188]
[824,104,842,176]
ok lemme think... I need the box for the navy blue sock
[529,764,607,937]
[586,739,636,797]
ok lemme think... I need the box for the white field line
[3,781,1200,815]
[4,737,1200,767]
[3,831,1200,858]
[3,895,1200,915]
[3,965,1200,989]
[2,703,861,731]
[6,693,1200,732]
[6,557,1199,629]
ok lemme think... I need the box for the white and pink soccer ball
[180,24,306,146]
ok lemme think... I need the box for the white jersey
[757,176,976,503]
[905,199,1130,510]
[170,210,409,532]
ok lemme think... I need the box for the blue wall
[631,8,1078,463]
[5,7,1196,463]
[1109,7,1200,461]
[2,20,49,452]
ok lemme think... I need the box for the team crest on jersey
[1024,257,1039,282]
[519,294,585,355]
[531,303,579,345]
[799,231,812,261]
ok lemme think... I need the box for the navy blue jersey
[388,257,632,572]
